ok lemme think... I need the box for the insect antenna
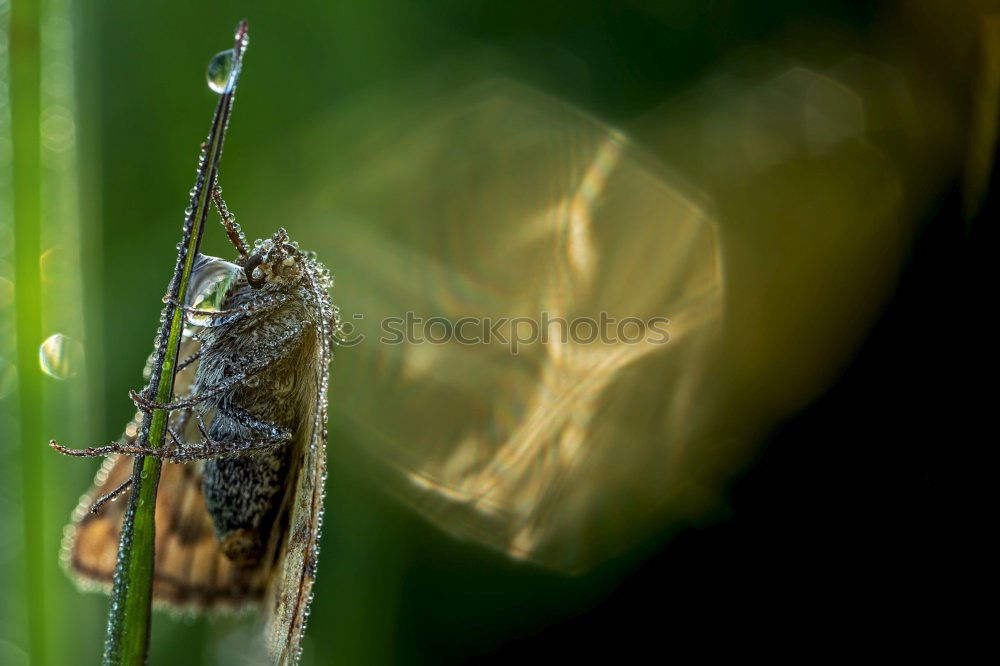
[213,184,249,260]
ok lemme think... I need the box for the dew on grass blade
[38,333,83,380]
[206,49,236,94]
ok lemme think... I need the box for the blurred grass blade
[39,1,89,664]
[9,0,45,664]
[102,20,248,665]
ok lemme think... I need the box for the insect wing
[271,81,724,573]
[62,332,270,613]
[262,259,334,664]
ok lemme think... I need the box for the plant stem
[102,20,248,666]
[10,0,46,664]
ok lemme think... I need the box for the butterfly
[267,79,725,573]
[55,78,725,665]
[54,199,337,664]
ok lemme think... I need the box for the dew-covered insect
[53,190,338,663]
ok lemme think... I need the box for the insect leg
[50,420,288,463]
[50,439,138,458]
[171,300,244,323]
[177,349,201,372]
[130,320,312,413]
[129,379,238,412]
[89,477,133,514]
[162,293,290,328]
[216,403,292,440]
[51,403,198,458]
[49,429,195,459]
[158,414,289,461]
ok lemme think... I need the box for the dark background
[484,176,955,663]
[3,0,973,663]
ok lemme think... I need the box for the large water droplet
[186,256,239,326]
[206,49,236,94]
[38,333,84,380]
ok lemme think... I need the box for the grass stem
[101,20,248,666]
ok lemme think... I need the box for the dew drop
[38,333,84,380]
[206,49,236,94]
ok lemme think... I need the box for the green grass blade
[9,0,46,664]
[101,20,248,666]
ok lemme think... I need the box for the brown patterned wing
[62,452,269,614]
[62,328,271,614]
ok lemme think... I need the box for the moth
[53,190,337,664]
[55,77,727,664]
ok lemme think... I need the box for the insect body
[55,80,725,665]
[54,215,337,663]
[193,231,324,567]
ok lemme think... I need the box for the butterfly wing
[262,263,333,664]
[63,454,269,613]
[62,329,272,614]
[273,81,723,573]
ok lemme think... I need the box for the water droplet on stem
[206,49,236,94]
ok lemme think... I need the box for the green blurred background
[0,0,986,663]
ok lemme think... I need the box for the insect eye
[243,252,267,289]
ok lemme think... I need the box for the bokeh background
[0,1,984,663]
